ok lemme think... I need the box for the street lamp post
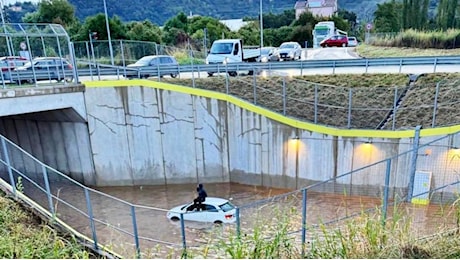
[103,0,114,66]
[259,0,263,55]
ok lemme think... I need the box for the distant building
[219,19,249,32]
[295,0,338,19]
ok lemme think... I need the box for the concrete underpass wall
[84,84,418,193]
[0,89,95,185]
[84,86,229,186]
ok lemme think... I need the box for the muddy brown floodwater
[70,182,457,258]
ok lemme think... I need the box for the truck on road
[312,21,347,48]
[205,39,260,77]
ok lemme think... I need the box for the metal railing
[0,130,459,258]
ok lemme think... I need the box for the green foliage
[0,193,92,258]
[126,20,162,43]
[373,0,402,33]
[369,29,460,49]
[22,0,76,28]
[263,10,296,29]
[73,13,127,41]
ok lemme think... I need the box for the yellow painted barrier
[83,79,460,139]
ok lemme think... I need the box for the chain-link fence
[169,75,460,130]
[0,129,459,258]
[73,39,206,66]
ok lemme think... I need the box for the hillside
[67,0,392,26]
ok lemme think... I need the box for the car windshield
[260,48,272,55]
[280,43,295,49]
[135,56,154,65]
[219,201,235,212]
[210,43,233,54]
[315,29,329,36]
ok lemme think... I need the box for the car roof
[142,55,175,59]
[204,197,230,205]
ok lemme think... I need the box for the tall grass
[0,192,95,258]
[181,200,460,259]
[369,29,460,49]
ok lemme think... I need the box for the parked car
[126,55,179,79]
[0,56,28,81]
[14,57,73,83]
[320,35,349,47]
[348,36,358,47]
[276,42,302,61]
[166,197,236,224]
[256,47,280,62]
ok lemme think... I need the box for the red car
[0,56,28,71]
[320,35,349,47]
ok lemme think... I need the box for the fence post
[282,77,287,116]
[236,207,241,239]
[1,138,16,195]
[365,59,369,73]
[301,188,307,257]
[130,206,141,258]
[392,87,398,130]
[253,72,257,105]
[399,58,402,73]
[347,88,353,128]
[433,58,437,73]
[84,188,98,251]
[382,159,391,226]
[225,74,229,94]
[180,213,187,258]
[407,125,422,202]
[41,165,55,218]
[431,82,440,128]
[120,40,126,78]
[332,60,336,74]
[314,84,318,124]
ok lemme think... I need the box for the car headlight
[261,56,268,62]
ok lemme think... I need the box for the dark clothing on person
[190,183,207,211]
[197,183,208,202]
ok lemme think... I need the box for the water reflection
[50,182,458,258]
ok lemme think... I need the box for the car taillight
[225,214,233,219]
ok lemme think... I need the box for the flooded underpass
[58,182,458,258]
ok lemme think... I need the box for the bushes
[369,29,460,49]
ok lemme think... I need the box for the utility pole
[259,0,264,56]
[103,0,114,66]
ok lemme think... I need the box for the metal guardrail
[1,55,459,84]
[75,55,460,78]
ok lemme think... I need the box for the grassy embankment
[0,190,97,258]
[356,29,460,58]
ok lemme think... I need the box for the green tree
[237,21,261,46]
[263,9,296,29]
[436,0,459,29]
[402,0,429,29]
[188,16,232,47]
[73,13,127,41]
[373,0,402,32]
[163,12,188,33]
[126,20,162,43]
[22,0,76,28]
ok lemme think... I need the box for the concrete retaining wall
[84,85,423,194]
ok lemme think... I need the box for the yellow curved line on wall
[83,79,460,138]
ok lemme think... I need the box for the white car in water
[166,197,237,224]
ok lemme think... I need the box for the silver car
[277,42,302,61]
[127,55,179,79]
